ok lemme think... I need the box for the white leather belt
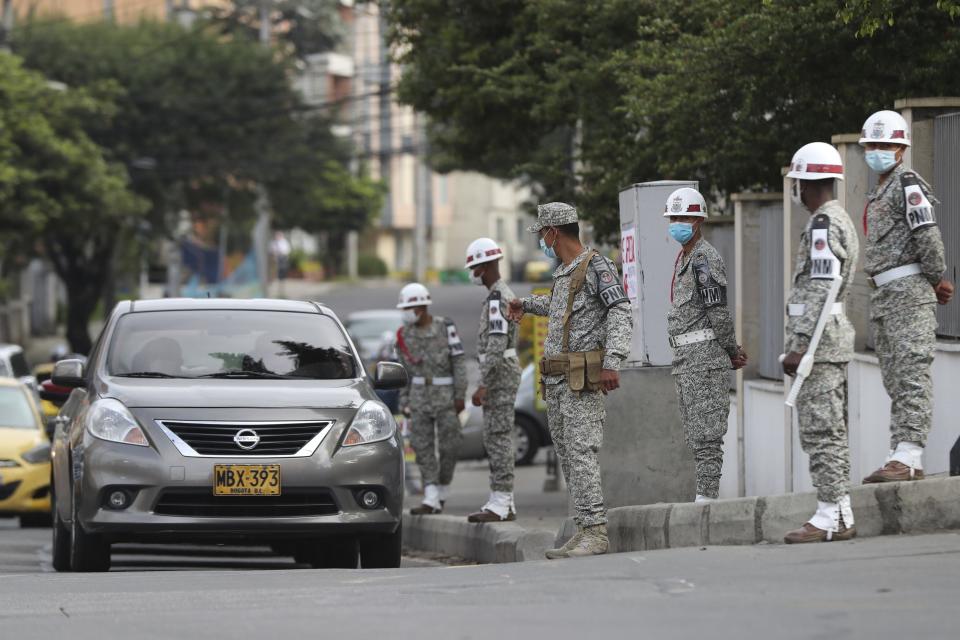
[669,329,716,348]
[787,302,844,317]
[478,348,518,364]
[411,376,453,386]
[868,263,922,289]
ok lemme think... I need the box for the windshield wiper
[116,371,182,378]
[199,370,298,379]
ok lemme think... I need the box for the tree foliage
[837,0,960,36]
[387,0,960,240]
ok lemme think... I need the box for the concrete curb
[401,514,555,563]
[555,476,960,552]
[402,476,960,563]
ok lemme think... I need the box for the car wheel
[359,523,402,569]
[51,487,71,572]
[514,415,540,466]
[70,494,110,572]
[295,537,358,569]
[19,513,52,528]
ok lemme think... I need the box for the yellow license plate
[213,464,281,496]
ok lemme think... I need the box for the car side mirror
[52,359,86,388]
[44,417,58,440]
[373,361,408,390]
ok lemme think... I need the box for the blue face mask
[669,222,695,245]
[539,230,557,259]
[865,149,898,173]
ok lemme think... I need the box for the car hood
[0,427,44,457]
[99,378,369,409]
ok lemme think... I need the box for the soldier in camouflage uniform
[395,283,468,515]
[779,143,860,544]
[665,188,747,502]
[857,111,954,484]
[463,238,523,522]
[506,203,632,558]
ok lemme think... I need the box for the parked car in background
[459,364,550,465]
[522,257,557,282]
[50,298,407,572]
[0,378,52,527]
[0,343,38,395]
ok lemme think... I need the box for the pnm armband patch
[445,320,465,357]
[692,257,726,307]
[901,173,936,231]
[809,214,840,280]
[487,291,507,335]
[591,255,628,308]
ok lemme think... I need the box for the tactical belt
[538,349,605,392]
[478,348,517,364]
[668,329,716,348]
[411,376,453,386]
[867,263,922,289]
[787,302,843,317]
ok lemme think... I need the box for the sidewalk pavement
[404,474,960,564]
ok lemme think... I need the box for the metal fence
[935,112,960,338]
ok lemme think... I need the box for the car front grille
[158,420,332,457]
[153,488,339,518]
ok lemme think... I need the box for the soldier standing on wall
[507,202,632,558]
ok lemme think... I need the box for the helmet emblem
[794,159,805,172]
[908,192,922,206]
[233,429,260,450]
[670,197,683,213]
[814,239,826,250]
[871,120,885,138]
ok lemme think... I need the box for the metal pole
[254,0,272,296]
[413,116,429,282]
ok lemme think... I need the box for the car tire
[70,495,110,572]
[514,414,540,466]
[359,523,402,569]
[295,537,358,569]
[19,513,52,528]
[51,488,71,573]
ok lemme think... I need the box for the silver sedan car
[49,298,407,572]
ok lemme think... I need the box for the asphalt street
[1,517,958,639]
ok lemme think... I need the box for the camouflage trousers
[545,382,606,527]
[797,362,850,503]
[674,369,729,499]
[873,304,937,449]
[482,383,518,492]
[410,406,461,487]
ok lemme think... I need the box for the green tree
[837,0,960,36]
[0,52,147,353]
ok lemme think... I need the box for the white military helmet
[663,187,708,218]
[786,142,844,181]
[464,237,503,269]
[859,110,911,147]
[396,282,432,309]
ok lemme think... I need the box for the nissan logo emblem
[233,429,260,450]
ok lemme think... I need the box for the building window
[496,217,505,243]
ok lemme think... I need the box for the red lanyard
[669,249,683,304]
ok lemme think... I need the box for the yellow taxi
[0,378,52,527]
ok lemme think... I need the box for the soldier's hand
[402,405,412,417]
[506,299,525,322]
[730,345,748,370]
[934,278,954,305]
[471,386,487,407]
[781,351,803,377]
[599,369,620,394]
[454,398,466,413]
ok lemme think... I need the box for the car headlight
[0,459,21,468]
[21,442,51,464]
[343,401,396,446]
[86,398,149,446]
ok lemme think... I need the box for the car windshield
[107,310,357,379]
[346,314,403,340]
[0,386,36,429]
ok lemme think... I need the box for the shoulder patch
[444,319,465,357]
[809,213,840,279]
[590,255,628,308]
[900,172,936,231]
[692,256,726,307]
[487,290,507,335]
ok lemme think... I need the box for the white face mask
[470,266,485,286]
[401,309,418,324]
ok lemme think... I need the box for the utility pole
[412,114,429,282]
[254,0,273,295]
[1,0,14,50]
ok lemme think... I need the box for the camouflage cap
[527,202,579,233]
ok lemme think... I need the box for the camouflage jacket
[396,316,467,409]
[477,279,522,389]
[785,200,859,362]
[522,248,633,384]
[668,238,738,374]
[865,163,945,319]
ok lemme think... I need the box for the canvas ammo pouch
[537,250,605,393]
